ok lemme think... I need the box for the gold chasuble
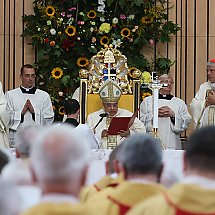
[80,174,123,202]
[22,202,92,215]
[128,184,215,215]
[89,181,165,215]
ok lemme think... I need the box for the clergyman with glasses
[140,74,192,149]
[5,64,54,146]
[190,59,215,128]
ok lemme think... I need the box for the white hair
[30,124,91,183]
[15,125,42,157]
[158,74,173,80]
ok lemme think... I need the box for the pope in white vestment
[140,74,191,149]
[87,80,146,149]
[0,82,10,148]
[87,108,146,149]
[5,65,54,145]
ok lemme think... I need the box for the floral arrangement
[22,0,179,120]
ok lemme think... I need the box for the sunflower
[120,28,131,38]
[141,16,153,24]
[87,10,97,19]
[77,57,89,67]
[142,92,152,100]
[51,67,63,79]
[58,106,64,115]
[46,6,55,17]
[100,36,109,46]
[65,26,76,37]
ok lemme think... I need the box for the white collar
[21,85,34,91]
[183,174,215,189]
[42,193,79,204]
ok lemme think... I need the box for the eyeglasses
[160,81,174,85]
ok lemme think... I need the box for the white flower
[50,28,56,35]
[58,92,63,96]
[112,18,118,24]
[97,6,105,13]
[128,15,135,20]
[112,39,122,47]
[91,45,95,48]
[59,18,63,22]
[47,20,52,25]
[91,21,96,25]
[100,17,105,22]
[90,27,94,32]
[37,27,41,31]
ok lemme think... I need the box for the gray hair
[0,181,20,215]
[206,61,215,66]
[15,125,42,157]
[158,74,173,80]
[30,124,91,183]
[118,133,162,175]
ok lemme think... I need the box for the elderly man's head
[159,74,174,95]
[184,126,215,177]
[207,61,215,83]
[103,102,119,117]
[30,124,91,196]
[118,133,163,181]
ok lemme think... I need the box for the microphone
[94,113,109,131]
[99,113,109,118]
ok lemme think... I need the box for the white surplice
[140,96,192,149]
[0,82,10,148]
[87,108,146,149]
[190,81,215,127]
[5,88,54,145]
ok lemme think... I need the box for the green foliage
[22,0,179,120]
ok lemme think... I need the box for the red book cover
[108,117,131,135]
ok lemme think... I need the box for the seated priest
[87,80,146,149]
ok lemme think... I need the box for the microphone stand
[94,117,104,132]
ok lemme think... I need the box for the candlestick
[153,88,159,129]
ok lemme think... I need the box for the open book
[108,117,131,135]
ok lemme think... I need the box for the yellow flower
[99,23,111,33]
[58,106,64,115]
[100,36,109,46]
[120,28,131,38]
[87,10,97,19]
[51,67,63,79]
[46,6,55,17]
[141,16,153,24]
[141,71,151,83]
[142,92,152,100]
[65,26,76,37]
[77,57,89,67]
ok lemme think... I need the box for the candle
[153,88,159,129]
